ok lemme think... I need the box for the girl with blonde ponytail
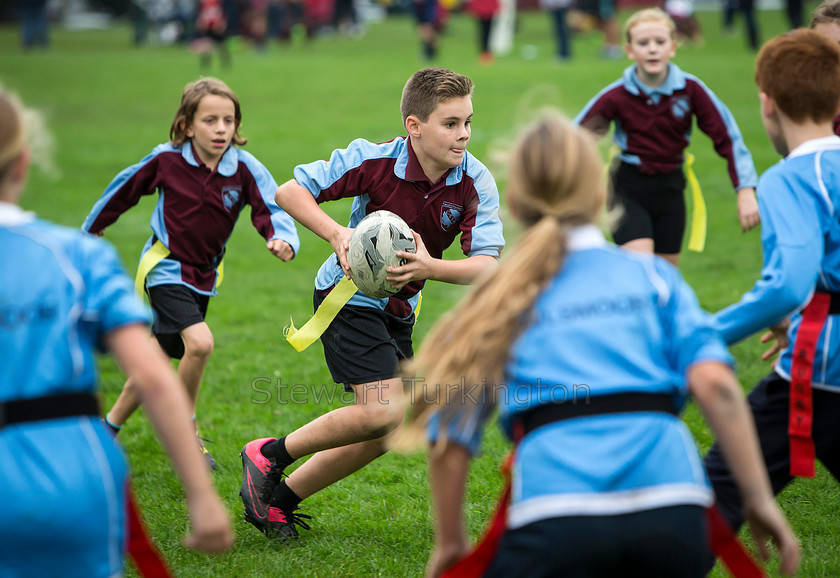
[403,110,799,578]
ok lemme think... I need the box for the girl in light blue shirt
[401,111,799,578]
[0,86,232,577]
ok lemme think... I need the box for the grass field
[2,5,839,576]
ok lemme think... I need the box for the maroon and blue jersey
[575,63,758,191]
[82,141,300,295]
[294,136,505,318]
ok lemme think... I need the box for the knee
[183,330,214,360]
[360,403,403,440]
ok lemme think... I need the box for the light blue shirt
[715,136,840,391]
[430,225,732,525]
[1,204,150,400]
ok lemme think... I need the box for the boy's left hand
[386,230,434,291]
[737,187,760,232]
[266,239,295,261]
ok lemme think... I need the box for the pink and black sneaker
[240,437,311,538]
[240,437,277,531]
[264,506,312,539]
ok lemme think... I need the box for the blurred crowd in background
[0,0,801,64]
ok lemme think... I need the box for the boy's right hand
[329,226,353,279]
[183,492,234,553]
[92,229,105,237]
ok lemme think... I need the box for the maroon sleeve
[690,81,741,189]
[577,88,619,138]
[83,154,162,234]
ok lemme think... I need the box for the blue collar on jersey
[623,62,687,98]
[0,203,36,226]
[395,136,465,187]
[181,140,239,177]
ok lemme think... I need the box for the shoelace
[283,509,312,531]
[197,436,217,449]
[262,462,287,497]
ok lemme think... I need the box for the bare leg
[602,17,619,47]
[655,252,680,267]
[620,237,654,254]
[107,335,167,426]
[107,376,142,427]
[284,377,404,498]
[618,238,680,267]
[418,22,436,60]
[600,16,621,58]
[286,429,399,499]
[178,322,214,413]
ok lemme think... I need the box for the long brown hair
[399,111,605,448]
[169,77,247,147]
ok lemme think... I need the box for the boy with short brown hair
[704,29,840,541]
[240,67,504,540]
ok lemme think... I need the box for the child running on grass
[575,8,759,267]
[0,84,233,576]
[240,67,504,540]
[703,28,840,552]
[82,77,300,470]
[399,110,799,578]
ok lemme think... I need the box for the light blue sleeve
[79,235,151,340]
[463,154,505,258]
[714,169,823,344]
[239,151,301,255]
[690,75,758,190]
[658,260,733,374]
[293,138,400,201]
[425,399,495,456]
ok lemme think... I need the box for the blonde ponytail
[0,89,25,180]
[0,85,54,183]
[399,111,605,450]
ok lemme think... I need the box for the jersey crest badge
[670,95,691,120]
[440,201,463,231]
[221,186,241,212]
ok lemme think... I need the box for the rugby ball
[347,211,416,299]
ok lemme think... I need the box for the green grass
[2,6,839,576]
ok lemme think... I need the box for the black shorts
[704,372,840,531]
[147,284,210,359]
[610,162,687,254]
[315,289,414,390]
[485,506,709,577]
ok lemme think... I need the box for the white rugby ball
[347,210,416,299]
